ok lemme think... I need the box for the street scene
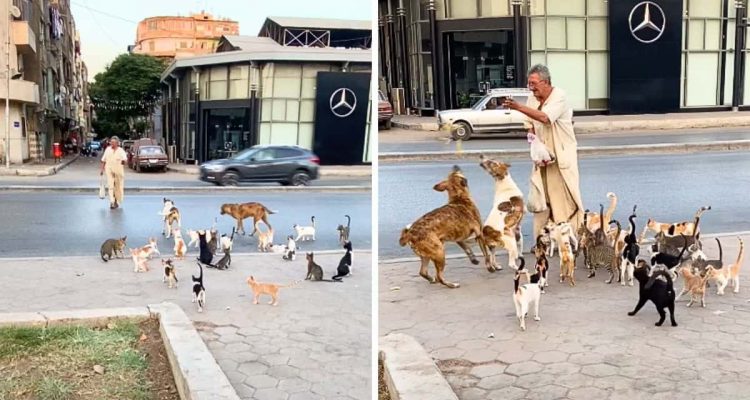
[378,0,750,398]
[0,0,372,399]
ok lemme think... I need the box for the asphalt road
[378,151,750,259]
[379,126,750,153]
[0,192,371,257]
[0,156,371,187]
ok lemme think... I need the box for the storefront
[380,0,750,114]
[161,17,372,165]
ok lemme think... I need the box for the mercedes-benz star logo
[628,1,666,44]
[330,88,357,118]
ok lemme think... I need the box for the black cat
[332,241,353,281]
[628,260,677,327]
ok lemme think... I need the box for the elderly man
[503,64,584,242]
[99,136,127,209]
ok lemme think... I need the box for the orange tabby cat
[707,237,745,295]
[246,276,300,306]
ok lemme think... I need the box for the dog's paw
[533,316,541,321]
[655,321,664,326]
[471,259,480,265]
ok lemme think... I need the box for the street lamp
[5,4,21,168]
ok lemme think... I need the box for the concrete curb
[379,139,750,162]
[392,116,750,133]
[150,302,239,400]
[380,333,458,400]
[0,303,240,400]
[0,185,372,193]
[0,154,80,177]
[167,164,372,178]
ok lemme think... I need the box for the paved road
[379,236,750,400]
[2,252,371,400]
[379,151,750,259]
[0,156,371,187]
[379,127,750,153]
[0,192,371,257]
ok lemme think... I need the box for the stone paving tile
[1,252,371,400]
[380,237,750,399]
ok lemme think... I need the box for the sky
[70,0,373,80]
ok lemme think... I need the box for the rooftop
[264,16,370,31]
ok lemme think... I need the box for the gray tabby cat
[586,205,621,284]
[304,252,336,282]
[100,236,127,262]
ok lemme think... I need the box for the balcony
[12,21,36,55]
[0,79,40,104]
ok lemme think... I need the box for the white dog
[480,155,524,270]
[293,216,316,241]
[513,259,542,331]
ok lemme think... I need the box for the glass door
[204,108,252,161]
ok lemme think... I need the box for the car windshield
[139,147,163,155]
[232,148,257,161]
[471,95,492,110]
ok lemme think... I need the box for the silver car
[437,88,532,140]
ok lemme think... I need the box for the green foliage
[90,54,166,138]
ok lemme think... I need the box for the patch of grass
[35,378,73,400]
[0,320,178,400]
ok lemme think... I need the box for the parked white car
[437,88,532,140]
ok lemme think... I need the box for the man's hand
[503,98,520,110]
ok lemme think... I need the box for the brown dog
[220,202,276,236]
[399,166,491,288]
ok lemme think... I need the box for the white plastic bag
[98,175,107,199]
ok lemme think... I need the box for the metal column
[397,0,412,111]
[427,0,441,111]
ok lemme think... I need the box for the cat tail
[331,273,345,281]
[716,238,723,263]
[645,269,673,291]
[346,214,351,229]
[101,249,108,262]
[280,280,303,288]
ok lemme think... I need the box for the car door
[474,96,512,133]
[237,148,274,181]
[509,95,530,128]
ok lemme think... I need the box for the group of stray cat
[99,198,356,310]
[514,192,744,331]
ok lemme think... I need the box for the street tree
[89,53,166,139]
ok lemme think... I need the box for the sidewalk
[1,251,372,400]
[0,154,79,176]
[392,110,750,133]
[380,234,750,399]
[168,163,372,177]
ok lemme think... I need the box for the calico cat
[282,235,297,261]
[305,252,338,282]
[162,259,178,289]
[100,236,127,262]
[332,241,353,281]
[192,263,206,312]
[246,275,300,306]
[337,215,351,245]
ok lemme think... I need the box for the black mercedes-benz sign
[609,0,682,114]
[313,72,370,165]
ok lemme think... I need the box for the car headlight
[203,164,224,172]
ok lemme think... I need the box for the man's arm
[503,99,550,124]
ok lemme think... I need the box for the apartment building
[130,12,239,60]
[0,0,88,164]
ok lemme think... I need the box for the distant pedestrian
[503,64,584,242]
[100,136,127,209]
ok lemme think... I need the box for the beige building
[130,12,239,60]
[0,0,88,165]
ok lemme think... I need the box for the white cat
[282,235,297,260]
[513,258,542,331]
[293,216,316,241]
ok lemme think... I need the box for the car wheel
[383,120,392,130]
[451,122,472,141]
[161,166,168,173]
[221,172,239,186]
[289,171,311,186]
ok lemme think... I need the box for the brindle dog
[219,202,275,236]
[399,166,491,288]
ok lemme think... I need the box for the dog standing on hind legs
[479,155,524,270]
[399,166,491,288]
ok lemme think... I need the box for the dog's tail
[399,224,412,247]
[263,205,277,215]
